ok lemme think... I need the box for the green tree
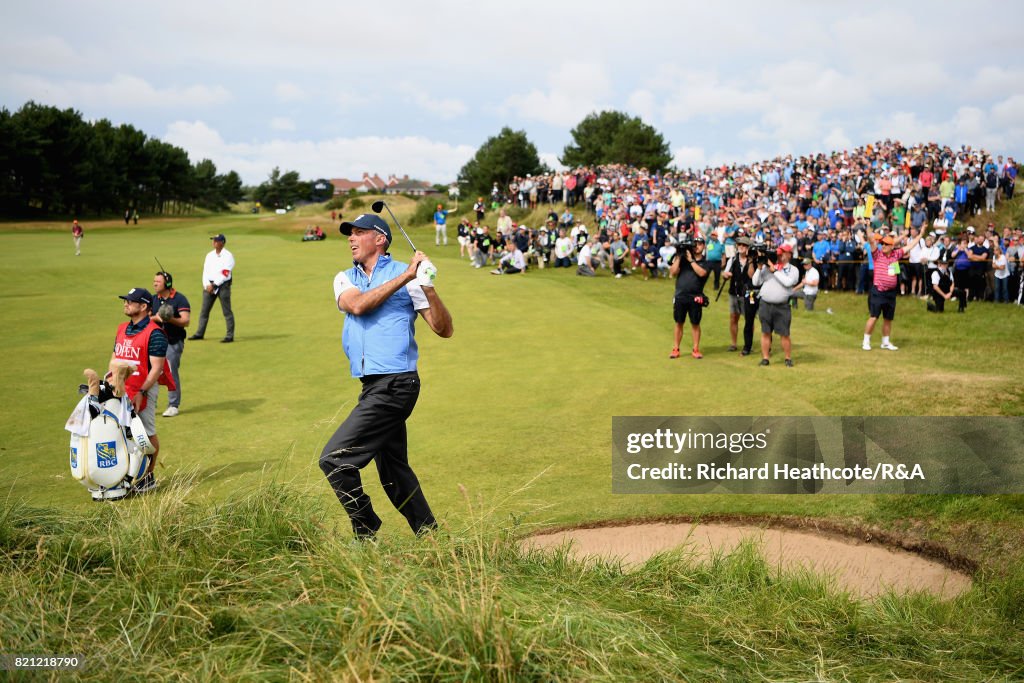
[458,127,545,198]
[253,168,309,208]
[561,110,672,171]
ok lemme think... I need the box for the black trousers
[741,297,758,353]
[319,372,436,538]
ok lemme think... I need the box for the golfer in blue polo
[319,213,454,539]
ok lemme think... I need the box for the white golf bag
[67,371,155,501]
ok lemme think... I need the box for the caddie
[112,287,176,492]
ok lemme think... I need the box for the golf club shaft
[379,202,416,252]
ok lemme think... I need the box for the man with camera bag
[722,237,758,355]
[669,234,709,359]
[752,244,799,367]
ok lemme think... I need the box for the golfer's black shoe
[220,337,233,343]
[759,358,770,366]
[785,358,794,367]
[188,334,204,340]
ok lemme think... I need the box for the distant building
[330,172,390,195]
[384,175,437,197]
[330,172,438,196]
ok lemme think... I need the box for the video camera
[750,242,777,265]
[676,233,695,259]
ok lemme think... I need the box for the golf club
[371,199,416,252]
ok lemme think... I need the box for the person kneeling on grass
[576,236,600,277]
[492,240,525,275]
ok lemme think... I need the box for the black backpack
[986,171,998,189]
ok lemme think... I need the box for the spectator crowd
[458,140,1022,305]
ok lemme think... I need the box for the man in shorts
[753,244,799,366]
[111,287,175,493]
[668,235,709,359]
[862,226,928,351]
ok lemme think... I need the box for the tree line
[0,101,244,217]
[457,111,673,198]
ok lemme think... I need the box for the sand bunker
[527,522,972,600]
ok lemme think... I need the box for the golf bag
[67,368,154,501]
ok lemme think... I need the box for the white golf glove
[416,259,437,287]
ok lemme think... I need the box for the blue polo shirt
[812,239,832,261]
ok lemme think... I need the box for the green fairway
[2,206,1023,533]
[2,205,1024,680]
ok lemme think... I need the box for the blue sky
[2,1,1022,185]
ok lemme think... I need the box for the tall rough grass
[1,479,1021,681]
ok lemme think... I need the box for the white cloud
[972,66,1024,98]
[626,89,657,123]
[823,127,852,151]
[398,83,466,120]
[659,69,766,123]
[992,94,1024,126]
[163,120,475,185]
[500,62,612,127]
[334,89,373,110]
[5,73,231,109]
[274,82,306,102]
[270,116,295,131]
[868,102,1024,157]
[672,146,706,170]
[539,152,565,172]
[0,35,77,70]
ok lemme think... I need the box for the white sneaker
[880,341,899,351]
[162,406,179,417]
[862,342,871,351]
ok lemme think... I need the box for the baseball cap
[119,287,151,305]
[339,213,392,243]
[776,244,793,254]
[966,226,976,234]
[880,236,895,246]
[211,233,226,243]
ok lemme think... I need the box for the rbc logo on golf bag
[70,447,78,469]
[96,441,118,469]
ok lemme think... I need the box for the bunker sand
[527,521,972,600]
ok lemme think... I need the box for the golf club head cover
[83,368,100,397]
[157,303,175,323]
[416,259,437,287]
[107,361,134,398]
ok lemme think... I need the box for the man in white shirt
[576,236,599,277]
[189,233,236,343]
[793,260,820,311]
[492,241,525,275]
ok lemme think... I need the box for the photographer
[752,244,799,367]
[722,237,758,355]
[668,234,709,359]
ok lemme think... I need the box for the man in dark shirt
[669,235,710,359]
[967,232,991,301]
[723,238,758,355]
[152,271,191,417]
